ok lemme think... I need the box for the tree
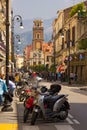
[78,38,87,50]
[70,2,85,17]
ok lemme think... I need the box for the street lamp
[15,34,21,44]
[11,10,23,72]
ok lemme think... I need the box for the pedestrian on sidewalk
[70,73,74,84]
[8,76,16,97]
[0,74,8,106]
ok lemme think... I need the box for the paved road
[17,81,87,130]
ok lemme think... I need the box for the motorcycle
[14,80,26,98]
[23,84,66,123]
[15,80,31,98]
[30,85,70,125]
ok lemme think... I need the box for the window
[33,62,36,65]
[37,23,39,27]
[38,61,41,64]
[72,26,75,46]
[46,56,49,62]
[66,29,70,48]
[37,33,40,39]
[62,37,64,49]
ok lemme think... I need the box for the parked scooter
[23,84,69,123]
[23,85,47,123]
[30,84,70,125]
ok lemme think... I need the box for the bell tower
[32,20,44,50]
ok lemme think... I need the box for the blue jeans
[0,95,4,105]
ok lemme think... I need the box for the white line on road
[68,113,80,124]
[68,113,74,119]
[55,125,74,130]
[66,118,74,124]
[73,119,80,124]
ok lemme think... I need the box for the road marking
[73,119,80,124]
[68,113,74,119]
[0,124,18,130]
[55,125,74,130]
[23,125,39,130]
[66,118,74,124]
[68,113,80,124]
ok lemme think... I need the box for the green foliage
[49,64,56,73]
[70,2,85,17]
[32,64,47,72]
[78,38,87,50]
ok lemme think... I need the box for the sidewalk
[57,81,87,95]
[0,97,18,130]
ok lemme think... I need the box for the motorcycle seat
[44,94,64,103]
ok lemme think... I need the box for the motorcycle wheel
[30,112,38,125]
[23,108,30,123]
[59,110,68,120]
[58,101,69,120]
[19,94,26,102]
[14,89,20,98]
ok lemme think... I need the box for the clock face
[36,42,40,49]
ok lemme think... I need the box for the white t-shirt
[9,80,16,89]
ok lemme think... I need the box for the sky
[11,0,84,20]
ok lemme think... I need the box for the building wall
[52,1,87,83]
[0,0,6,74]
[16,55,24,69]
